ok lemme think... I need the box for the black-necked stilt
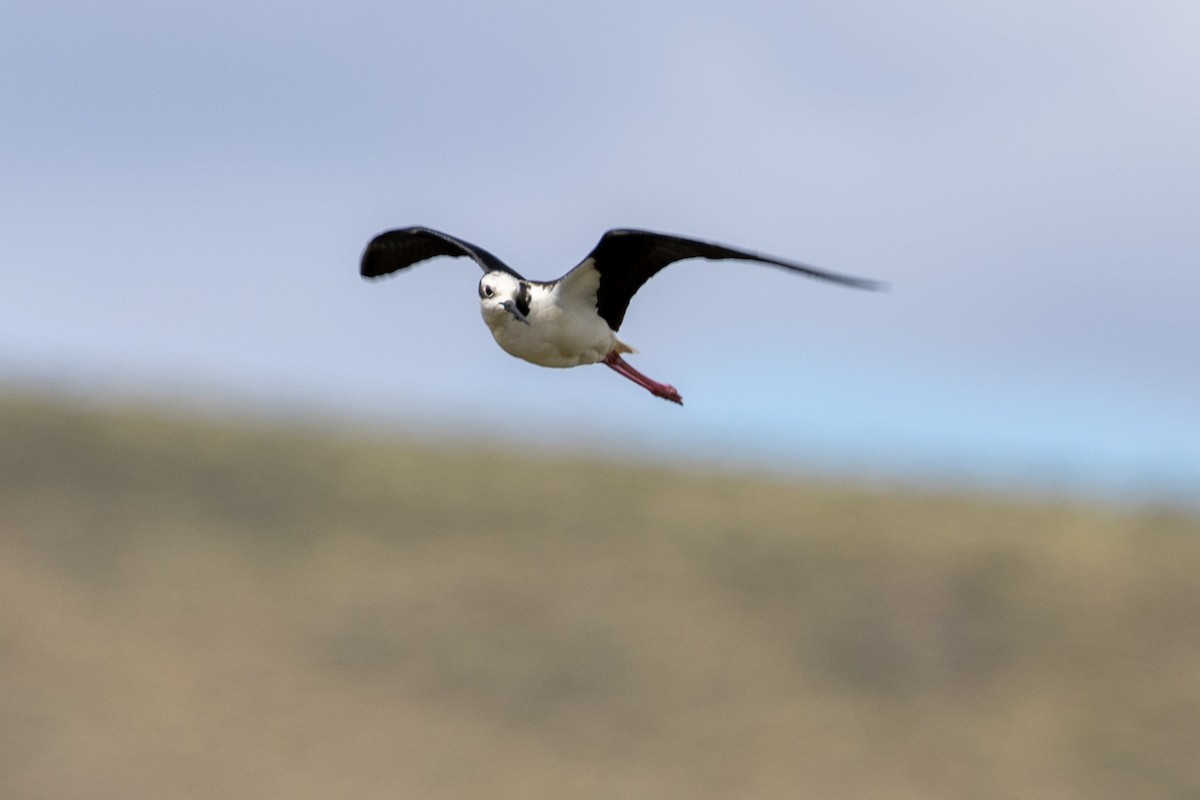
[361,227,881,405]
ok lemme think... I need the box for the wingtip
[359,256,394,279]
[359,252,387,279]
[358,233,410,279]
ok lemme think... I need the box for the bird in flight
[361,227,881,405]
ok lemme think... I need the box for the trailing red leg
[602,351,683,405]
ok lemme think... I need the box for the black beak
[501,300,531,325]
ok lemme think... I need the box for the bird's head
[479,271,530,325]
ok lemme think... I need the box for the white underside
[480,278,628,368]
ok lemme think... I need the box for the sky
[2,0,1198,505]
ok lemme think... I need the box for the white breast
[482,283,617,368]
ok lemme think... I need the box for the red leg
[603,351,683,405]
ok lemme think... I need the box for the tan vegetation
[2,392,1197,799]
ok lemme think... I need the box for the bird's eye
[483,285,494,297]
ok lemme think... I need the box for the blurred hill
[2,391,1198,799]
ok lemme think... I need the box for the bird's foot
[651,383,684,405]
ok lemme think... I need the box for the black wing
[360,227,521,279]
[579,229,883,331]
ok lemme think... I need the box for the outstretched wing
[360,227,522,279]
[562,229,883,331]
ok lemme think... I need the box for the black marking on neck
[514,280,532,318]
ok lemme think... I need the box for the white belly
[482,302,617,368]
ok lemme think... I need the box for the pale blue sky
[2,1,1198,504]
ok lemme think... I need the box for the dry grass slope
[2,392,1198,799]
